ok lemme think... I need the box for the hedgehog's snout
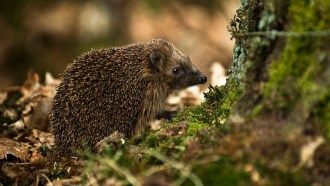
[194,70,207,85]
[187,71,207,87]
[198,75,207,84]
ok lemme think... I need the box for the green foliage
[183,157,251,186]
[144,133,159,147]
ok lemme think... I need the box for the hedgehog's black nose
[199,75,207,84]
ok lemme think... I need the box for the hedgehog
[49,39,207,155]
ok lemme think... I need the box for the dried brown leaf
[0,137,30,161]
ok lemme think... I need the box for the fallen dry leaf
[19,71,59,131]
[0,137,30,161]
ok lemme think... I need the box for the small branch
[233,29,330,38]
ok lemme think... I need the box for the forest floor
[1,71,329,186]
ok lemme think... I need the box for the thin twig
[147,150,204,186]
[40,173,53,186]
[139,165,169,177]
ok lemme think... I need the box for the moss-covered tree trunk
[235,0,330,132]
[206,0,330,184]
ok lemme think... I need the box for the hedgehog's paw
[95,131,125,153]
[156,110,178,120]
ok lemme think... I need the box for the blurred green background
[0,0,238,87]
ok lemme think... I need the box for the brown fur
[49,39,207,155]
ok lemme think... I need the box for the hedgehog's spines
[49,39,207,156]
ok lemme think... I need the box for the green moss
[260,0,330,137]
[264,0,330,108]
[187,122,208,136]
[172,105,211,124]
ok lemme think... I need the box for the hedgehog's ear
[150,51,163,70]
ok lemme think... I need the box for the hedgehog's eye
[172,67,180,74]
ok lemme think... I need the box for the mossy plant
[261,0,330,140]
[203,0,265,122]
[172,105,211,125]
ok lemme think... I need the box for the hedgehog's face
[150,44,207,90]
